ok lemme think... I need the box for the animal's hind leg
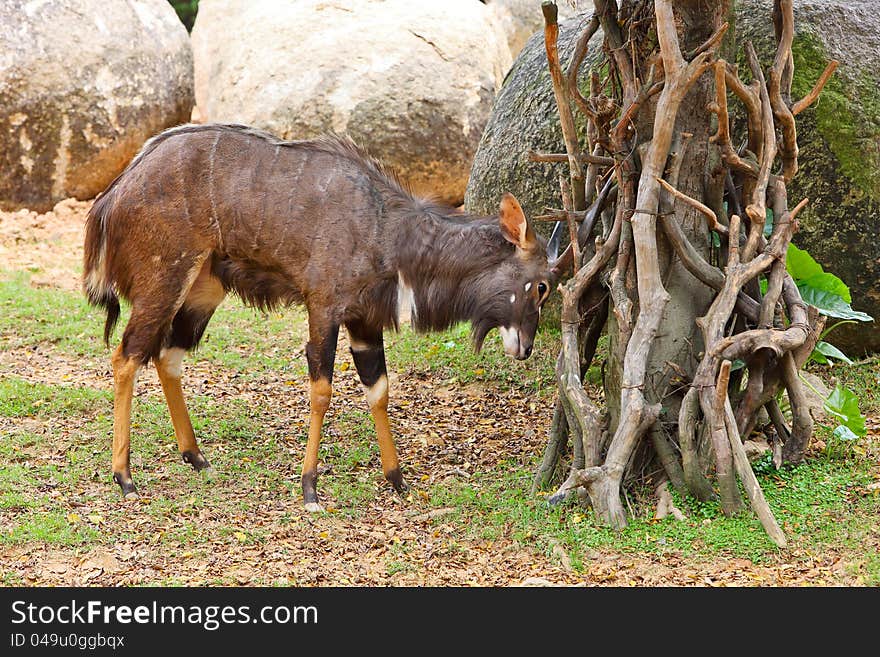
[157,266,225,474]
[156,347,211,473]
[111,344,141,499]
[109,251,211,498]
[301,317,339,513]
[345,320,408,495]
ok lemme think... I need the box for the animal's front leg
[301,321,339,513]
[346,321,408,495]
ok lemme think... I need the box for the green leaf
[797,285,874,321]
[808,349,829,365]
[710,231,720,248]
[812,341,853,365]
[759,276,768,295]
[786,243,825,282]
[823,384,867,438]
[798,272,851,304]
[832,425,859,441]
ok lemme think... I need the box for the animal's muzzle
[500,326,534,360]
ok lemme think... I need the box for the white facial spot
[510,293,516,304]
[499,326,520,357]
[525,282,532,292]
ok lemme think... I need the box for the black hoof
[385,468,409,495]
[113,472,138,499]
[182,450,211,472]
[547,491,567,507]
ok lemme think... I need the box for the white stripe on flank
[207,132,222,247]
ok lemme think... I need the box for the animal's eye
[537,282,548,297]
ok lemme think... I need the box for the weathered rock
[483,0,583,57]
[737,0,880,354]
[0,0,194,212]
[464,11,598,224]
[192,0,512,205]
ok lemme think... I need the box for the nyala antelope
[83,123,554,511]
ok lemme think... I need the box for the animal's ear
[499,193,537,252]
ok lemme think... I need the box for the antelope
[83,123,554,511]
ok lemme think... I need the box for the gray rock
[464,11,598,225]
[192,0,512,206]
[483,0,584,57]
[737,0,880,354]
[0,0,194,212]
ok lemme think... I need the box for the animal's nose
[524,344,533,358]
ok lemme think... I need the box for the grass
[1,270,878,584]
[427,451,878,567]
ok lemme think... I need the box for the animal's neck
[393,207,509,333]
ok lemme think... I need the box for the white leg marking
[159,347,186,379]
[364,374,389,409]
[348,334,372,352]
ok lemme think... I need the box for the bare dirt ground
[0,200,874,586]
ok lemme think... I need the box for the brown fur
[83,123,552,502]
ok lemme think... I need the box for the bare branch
[543,1,586,210]
[656,177,727,235]
[792,60,839,115]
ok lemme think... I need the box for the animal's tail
[83,189,121,346]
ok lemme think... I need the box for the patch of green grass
[385,320,560,394]
[2,510,101,546]
[0,272,108,357]
[0,376,110,418]
[193,303,309,380]
[426,451,880,569]
[819,356,880,414]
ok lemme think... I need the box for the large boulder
[0,0,194,212]
[192,0,512,206]
[483,0,583,57]
[737,0,880,353]
[464,11,598,223]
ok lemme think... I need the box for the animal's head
[472,193,553,360]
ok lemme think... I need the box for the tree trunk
[536,0,834,548]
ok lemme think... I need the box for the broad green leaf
[759,276,768,295]
[812,341,854,365]
[710,230,720,248]
[797,285,874,321]
[798,272,851,304]
[832,425,859,441]
[808,349,829,365]
[823,384,867,437]
[786,243,825,282]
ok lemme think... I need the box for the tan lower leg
[111,345,140,497]
[302,378,332,511]
[364,375,406,492]
[156,348,210,470]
